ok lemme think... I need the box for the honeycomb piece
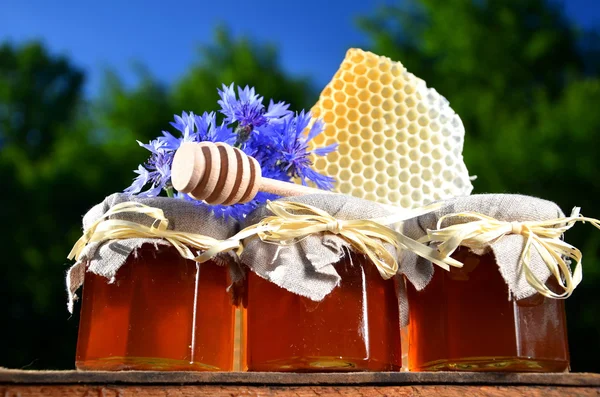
[310,48,473,208]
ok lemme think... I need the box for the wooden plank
[0,385,599,397]
[1,369,599,386]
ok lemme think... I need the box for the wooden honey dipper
[171,142,330,205]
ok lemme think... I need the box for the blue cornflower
[125,83,339,221]
[269,111,337,189]
[217,84,291,128]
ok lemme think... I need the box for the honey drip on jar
[245,254,402,372]
[407,247,570,372]
[76,244,235,371]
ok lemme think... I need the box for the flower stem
[166,187,175,198]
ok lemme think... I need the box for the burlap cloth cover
[402,194,565,300]
[240,193,401,301]
[66,192,239,312]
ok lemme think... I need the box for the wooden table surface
[1,369,599,396]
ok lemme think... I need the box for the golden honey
[407,247,569,372]
[245,254,402,372]
[76,244,235,371]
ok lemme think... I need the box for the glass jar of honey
[407,247,569,372]
[245,253,402,372]
[76,244,236,371]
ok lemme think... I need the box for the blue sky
[1,0,599,97]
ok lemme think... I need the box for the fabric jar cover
[66,192,240,312]
[240,193,402,301]
[401,194,565,300]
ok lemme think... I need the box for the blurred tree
[360,0,600,371]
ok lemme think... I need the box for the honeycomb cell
[420,156,432,168]
[399,157,410,169]
[333,79,344,91]
[368,82,382,94]
[350,161,363,174]
[375,173,387,185]
[339,183,352,194]
[344,85,358,98]
[356,76,369,89]
[385,126,396,138]
[349,135,361,146]
[406,109,418,122]
[339,156,351,169]
[371,108,383,120]
[373,120,384,133]
[393,91,405,103]
[334,91,347,103]
[360,140,374,153]
[323,112,335,124]
[338,144,350,156]
[370,95,382,107]
[358,103,371,115]
[375,160,386,172]
[382,99,394,112]
[308,48,473,209]
[335,118,348,130]
[367,69,380,81]
[354,63,367,76]
[411,190,422,203]
[399,171,410,183]
[348,123,360,135]
[384,139,395,151]
[396,143,409,156]
[342,72,354,83]
[327,164,340,176]
[328,151,340,163]
[335,104,347,117]
[410,176,421,188]
[400,197,411,208]
[351,175,364,186]
[364,180,376,192]
[394,118,407,132]
[347,110,359,122]
[400,184,410,196]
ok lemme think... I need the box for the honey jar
[245,253,402,372]
[407,247,569,372]
[75,244,236,371]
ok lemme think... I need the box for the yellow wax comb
[310,48,473,208]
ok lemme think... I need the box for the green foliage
[360,0,600,371]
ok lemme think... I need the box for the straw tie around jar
[68,201,223,264]
[198,200,464,279]
[419,209,600,298]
